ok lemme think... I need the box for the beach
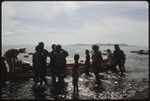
[1,45,149,100]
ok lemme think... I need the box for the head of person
[51,44,56,50]
[35,45,39,52]
[114,44,120,50]
[92,45,99,52]
[74,54,80,62]
[58,44,62,49]
[55,45,61,52]
[107,49,111,53]
[19,48,26,53]
[85,50,89,54]
[38,42,44,49]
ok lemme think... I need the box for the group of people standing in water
[32,42,69,86]
[1,42,126,94]
[31,42,126,93]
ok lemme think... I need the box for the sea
[1,44,149,99]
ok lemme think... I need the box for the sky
[2,1,149,47]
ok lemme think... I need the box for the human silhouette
[60,45,69,75]
[122,52,126,73]
[106,49,113,62]
[91,45,104,84]
[84,50,90,76]
[111,44,126,75]
[49,44,56,84]
[33,45,47,86]
[72,54,80,95]
[4,48,26,73]
[54,45,67,84]
[59,45,69,82]
[105,49,116,72]
[38,42,49,85]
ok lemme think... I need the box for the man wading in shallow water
[91,45,104,84]
[49,44,56,84]
[33,45,46,86]
[37,42,49,85]
[54,45,68,84]
[111,44,126,75]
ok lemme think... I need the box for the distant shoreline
[2,43,135,47]
[2,43,149,48]
[68,43,136,47]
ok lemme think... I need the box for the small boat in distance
[131,50,149,55]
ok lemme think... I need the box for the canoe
[131,50,149,55]
[6,59,108,79]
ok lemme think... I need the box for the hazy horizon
[2,42,148,48]
[2,1,148,47]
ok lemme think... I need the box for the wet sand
[1,71,149,100]
[129,87,149,99]
[1,51,149,100]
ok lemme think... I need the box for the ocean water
[1,45,149,99]
[2,44,148,64]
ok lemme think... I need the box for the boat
[6,59,109,79]
[131,50,149,55]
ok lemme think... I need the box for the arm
[62,49,69,57]
[99,51,104,64]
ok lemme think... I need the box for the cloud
[2,1,148,46]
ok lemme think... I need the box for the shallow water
[1,45,149,100]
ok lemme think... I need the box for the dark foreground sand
[129,87,149,99]
[1,71,149,100]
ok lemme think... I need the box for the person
[111,44,126,75]
[72,54,80,95]
[54,45,67,84]
[38,42,50,63]
[59,45,69,82]
[84,50,90,76]
[33,46,40,86]
[107,49,113,62]
[0,57,8,87]
[49,44,56,84]
[121,50,126,72]
[38,42,49,85]
[105,49,115,72]
[91,45,104,84]
[32,45,47,86]
[4,48,26,73]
